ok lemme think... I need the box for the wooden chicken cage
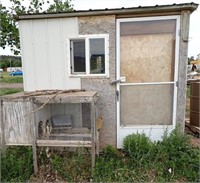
[0,90,100,174]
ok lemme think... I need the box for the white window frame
[67,34,109,77]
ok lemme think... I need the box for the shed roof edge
[16,3,198,20]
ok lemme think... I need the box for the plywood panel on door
[120,33,175,83]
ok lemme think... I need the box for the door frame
[116,15,180,148]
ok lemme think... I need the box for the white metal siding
[19,17,81,91]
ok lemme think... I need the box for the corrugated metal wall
[19,18,81,91]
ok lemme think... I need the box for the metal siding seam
[45,19,52,89]
[31,20,38,90]
[59,18,66,89]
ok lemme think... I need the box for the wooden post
[0,99,6,154]
[95,103,99,156]
[31,100,38,174]
[90,101,96,175]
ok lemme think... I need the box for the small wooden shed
[0,3,198,154]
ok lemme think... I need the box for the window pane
[71,40,85,73]
[89,38,105,74]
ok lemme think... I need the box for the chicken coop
[0,2,198,174]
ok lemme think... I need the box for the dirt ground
[0,83,23,88]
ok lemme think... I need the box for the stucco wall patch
[79,15,117,147]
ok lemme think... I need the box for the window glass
[89,38,105,74]
[71,40,85,73]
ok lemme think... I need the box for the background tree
[0,0,73,55]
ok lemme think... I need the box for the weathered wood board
[2,101,34,145]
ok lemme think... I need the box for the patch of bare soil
[29,165,64,182]
[190,137,200,148]
[0,83,23,88]
[185,125,200,148]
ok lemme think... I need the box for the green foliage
[0,0,73,55]
[1,128,199,182]
[0,3,20,55]
[0,59,22,69]
[94,145,126,182]
[0,62,7,69]
[0,55,21,62]
[101,144,120,158]
[37,147,92,182]
[0,88,23,96]
[186,85,190,98]
[123,132,153,162]
[94,127,200,182]
[47,0,73,12]
[1,146,33,182]
[153,126,200,182]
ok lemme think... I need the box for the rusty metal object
[190,82,200,127]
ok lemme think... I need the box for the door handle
[110,76,126,85]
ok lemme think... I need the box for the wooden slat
[50,133,92,137]
[0,100,6,153]
[36,140,92,147]
[31,101,38,175]
[0,91,98,103]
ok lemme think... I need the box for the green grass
[1,146,33,182]
[94,128,199,182]
[2,127,199,182]
[0,72,23,83]
[30,127,200,182]
[186,85,190,98]
[0,88,23,96]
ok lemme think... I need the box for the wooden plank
[0,91,98,103]
[36,140,92,147]
[52,127,90,134]
[3,101,33,144]
[0,100,6,154]
[91,101,96,175]
[31,100,38,175]
[50,133,92,137]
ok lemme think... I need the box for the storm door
[116,16,180,148]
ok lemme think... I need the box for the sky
[0,0,200,58]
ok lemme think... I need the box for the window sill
[69,75,110,79]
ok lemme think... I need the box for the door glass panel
[120,84,174,126]
[120,20,176,83]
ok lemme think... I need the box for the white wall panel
[19,17,80,91]
[33,19,50,89]
[62,18,81,89]
[19,21,36,91]
[47,19,65,89]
